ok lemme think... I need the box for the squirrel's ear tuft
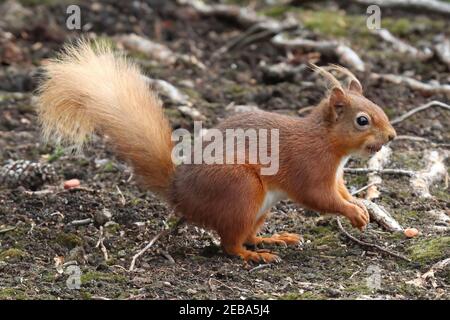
[328,87,347,120]
[348,79,363,95]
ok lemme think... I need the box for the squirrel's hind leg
[222,242,281,264]
[245,213,303,248]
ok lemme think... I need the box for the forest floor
[0,0,449,299]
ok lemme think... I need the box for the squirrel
[37,40,396,263]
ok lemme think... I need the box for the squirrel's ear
[328,87,347,120]
[348,80,363,95]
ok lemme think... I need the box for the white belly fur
[256,190,287,220]
[336,156,350,181]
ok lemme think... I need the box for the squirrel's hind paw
[248,233,303,248]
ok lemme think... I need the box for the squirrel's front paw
[345,203,369,231]
[349,198,370,220]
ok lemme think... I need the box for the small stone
[94,209,112,226]
[404,228,419,238]
[63,179,80,190]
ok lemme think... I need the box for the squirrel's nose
[387,128,397,142]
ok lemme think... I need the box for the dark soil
[0,0,449,300]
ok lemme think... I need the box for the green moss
[0,248,26,261]
[101,161,117,173]
[279,291,325,300]
[80,271,127,284]
[55,232,83,249]
[105,223,121,235]
[344,282,372,295]
[259,5,293,18]
[408,237,450,265]
[163,108,183,120]
[382,17,445,38]
[80,291,93,300]
[0,288,28,299]
[130,198,143,206]
[299,10,363,38]
[47,146,65,163]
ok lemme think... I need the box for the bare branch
[344,168,415,176]
[354,0,450,16]
[272,33,365,72]
[129,217,185,271]
[372,29,432,60]
[411,150,449,198]
[365,146,392,200]
[391,101,450,125]
[371,74,450,96]
[336,217,410,262]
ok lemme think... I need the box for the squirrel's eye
[356,115,369,126]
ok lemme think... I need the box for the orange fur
[37,40,174,196]
[38,40,396,263]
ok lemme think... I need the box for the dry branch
[372,29,432,60]
[407,257,450,288]
[410,150,449,198]
[371,74,450,96]
[360,199,404,232]
[129,217,185,271]
[365,146,392,200]
[435,38,450,68]
[354,0,450,16]
[390,101,450,125]
[177,0,296,30]
[336,217,410,261]
[95,226,109,261]
[272,33,365,72]
[116,33,205,69]
[143,76,206,121]
[344,168,415,176]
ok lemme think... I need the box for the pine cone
[0,160,58,190]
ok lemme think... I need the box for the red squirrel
[37,40,396,263]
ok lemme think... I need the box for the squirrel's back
[37,40,174,195]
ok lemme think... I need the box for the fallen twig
[390,101,450,125]
[129,217,185,271]
[371,74,450,96]
[116,33,205,69]
[411,149,449,198]
[350,182,379,196]
[344,168,415,176]
[407,257,450,288]
[435,38,450,68]
[249,264,271,273]
[116,186,126,206]
[365,146,392,200]
[68,218,93,227]
[353,0,450,16]
[0,226,16,234]
[372,29,432,60]
[336,217,410,262]
[143,76,206,121]
[272,33,365,72]
[95,226,109,261]
[360,199,404,232]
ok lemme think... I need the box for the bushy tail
[37,40,174,195]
